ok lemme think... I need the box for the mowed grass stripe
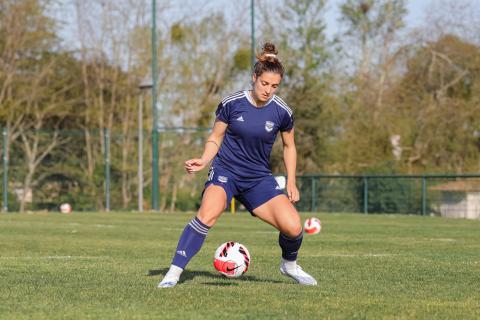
[0,212,479,320]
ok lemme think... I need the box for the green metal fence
[0,127,209,212]
[295,174,480,218]
[2,127,479,217]
[2,128,8,212]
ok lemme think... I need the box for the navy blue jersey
[212,90,294,179]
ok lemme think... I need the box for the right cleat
[280,263,317,286]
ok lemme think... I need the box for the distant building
[430,180,480,219]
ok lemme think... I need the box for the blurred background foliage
[1,0,479,211]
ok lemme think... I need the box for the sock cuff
[169,264,184,273]
[194,217,210,229]
[280,229,304,241]
[188,217,210,235]
[281,258,297,265]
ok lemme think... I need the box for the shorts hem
[245,191,286,215]
[204,181,232,204]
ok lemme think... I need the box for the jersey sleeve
[279,110,294,132]
[215,101,230,124]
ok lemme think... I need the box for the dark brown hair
[253,42,284,78]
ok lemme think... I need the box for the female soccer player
[158,43,317,288]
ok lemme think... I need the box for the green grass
[1,211,479,319]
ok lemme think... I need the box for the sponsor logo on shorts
[275,185,283,190]
[265,121,274,132]
[208,167,214,181]
[218,175,228,183]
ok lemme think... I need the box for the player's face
[252,72,282,103]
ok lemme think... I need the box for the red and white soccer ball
[213,241,251,278]
[59,203,72,214]
[304,217,322,234]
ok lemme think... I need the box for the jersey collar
[244,90,275,109]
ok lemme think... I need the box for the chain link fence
[1,127,209,212]
[2,127,480,218]
[295,174,480,219]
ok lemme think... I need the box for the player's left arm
[280,128,300,203]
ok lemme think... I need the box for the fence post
[2,127,7,212]
[422,176,427,216]
[363,176,368,214]
[151,0,160,211]
[311,176,317,212]
[104,128,110,212]
[138,94,144,212]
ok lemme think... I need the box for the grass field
[1,211,479,319]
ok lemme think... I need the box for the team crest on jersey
[265,121,274,132]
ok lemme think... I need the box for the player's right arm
[185,120,228,174]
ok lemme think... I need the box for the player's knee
[197,208,223,227]
[197,198,227,227]
[282,223,303,238]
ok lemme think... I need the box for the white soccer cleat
[157,265,183,288]
[157,278,178,288]
[280,262,317,286]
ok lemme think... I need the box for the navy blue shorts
[204,166,285,214]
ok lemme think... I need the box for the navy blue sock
[279,230,303,261]
[171,217,210,269]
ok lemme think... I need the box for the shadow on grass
[146,268,283,284]
[201,282,239,286]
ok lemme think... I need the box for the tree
[388,35,480,172]
[0,0,77,211]
[73,0,156,209]
[0,0,57,156]
[260,0,339,174]
[336,0,407,173]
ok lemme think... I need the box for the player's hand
[184,158,206,174]
[286,183,300,204]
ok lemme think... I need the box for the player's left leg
[252,195,317,286]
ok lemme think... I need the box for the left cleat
[157,265,183,288]
[157,279,178,288]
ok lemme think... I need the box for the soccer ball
[213,241,251,278]
[304,217,321,234]
[59,203,72,214]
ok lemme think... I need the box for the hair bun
[257,42,279,63]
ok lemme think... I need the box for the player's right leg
[158,185,227,288]
[252,194,317,286]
